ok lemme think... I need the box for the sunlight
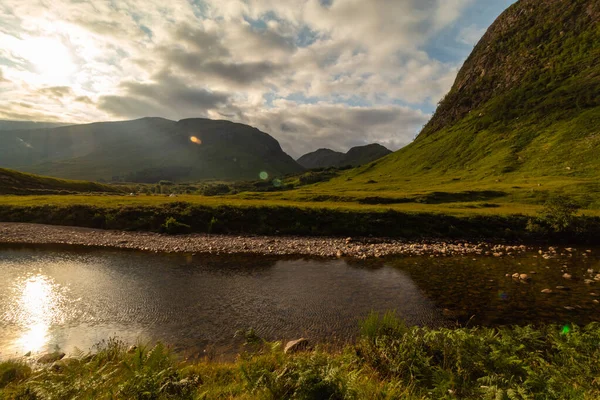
[14,275,65,353]
[18,37,76,85]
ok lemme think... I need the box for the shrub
[537,195,581,233]
[0,361,31,389]
[161,217,191,235]
[201,184,231,196]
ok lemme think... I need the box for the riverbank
[0,222,533,258]
[1,200,600,244]
[2,315,600,399]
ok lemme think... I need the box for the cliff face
[421,0,599,138]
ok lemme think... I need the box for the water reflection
[5,274,68,354]
[0,247,443,360]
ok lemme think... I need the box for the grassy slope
[308,0,600,210]
[0,168,121,195]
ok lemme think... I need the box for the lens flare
[561,325,571,335]
[190,136,202,145]
[259,171,269,180]
[273,178,282,187]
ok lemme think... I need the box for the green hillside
[0,168,120,194]
[313,0,600,208]
[0,118,303,182]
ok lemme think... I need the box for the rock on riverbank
[0,222,530,258]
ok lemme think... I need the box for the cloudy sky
[0,0,514,157]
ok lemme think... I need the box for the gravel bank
[0,222,529,258]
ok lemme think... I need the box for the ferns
[2,323,600,398]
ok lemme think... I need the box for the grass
[1,192,600,242]
[2,314,600,399]
[0,168,121,195]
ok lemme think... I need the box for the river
[1,244,598,360]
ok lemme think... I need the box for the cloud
[37,86,75,98]
[98,73,230,119]
[0,0,512,154]
[458,24,486,45]
[0,68,8,83]
[242,101,430,157]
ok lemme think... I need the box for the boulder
[38,351,65,364]
[284,338,311,354]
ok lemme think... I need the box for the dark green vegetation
[0,168,121,195]
[2,315,600,399]
[297,144,392,170]
[314,0,600,207]
[1,197,599,242]
[0,118,303,182]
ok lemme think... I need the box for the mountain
[0,117,303,182]
[0,168,120,195]
[297,149,345,169]
[298,144,392,169]
[0,120,70,131]
[330,0,600,197]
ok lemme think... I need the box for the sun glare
[18,37,76,85]
[12,275,67,353]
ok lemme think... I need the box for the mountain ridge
[0,117,303,182]
[297,144,391,169]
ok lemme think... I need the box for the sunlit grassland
[0,193,548,217]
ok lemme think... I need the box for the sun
[18,37,76,85]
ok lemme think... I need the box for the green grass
[0,168,121,195]
[2,316,600,399]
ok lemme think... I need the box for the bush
[161,217,191,235]
[201,184,231,196]
[535,195,581,233]
[0,361,31,389]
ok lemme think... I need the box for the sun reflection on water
[10,275,68,354]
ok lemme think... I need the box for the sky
[0,0,515,157]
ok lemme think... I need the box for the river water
[1,244,598,360]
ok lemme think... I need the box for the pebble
[0,223,534,259]
[541,289,553,294]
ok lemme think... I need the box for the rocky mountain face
[298,144,391,169]
[0,117,303,182]
[421,0,599,138]
[344,0,600,184]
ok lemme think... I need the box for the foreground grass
[2,315,600,399]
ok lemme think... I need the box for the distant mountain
[0,168,120,195]
[297,144,392,169]
[0,120,70,131]
[0,117,304,182]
